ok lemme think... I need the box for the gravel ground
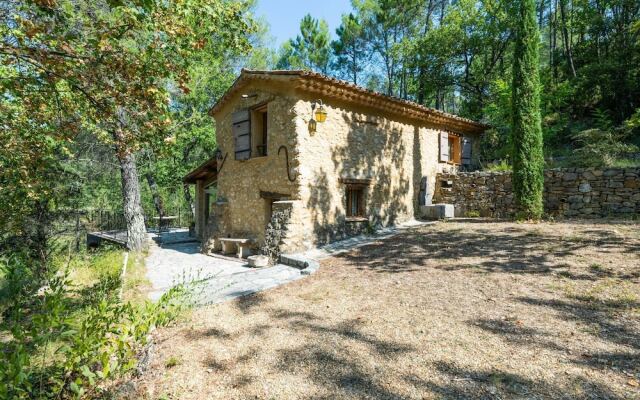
[131,220,640,400]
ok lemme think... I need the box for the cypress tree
[511,0,545,219]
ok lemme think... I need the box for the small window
[252,104,268,157]
[346,186,365,218]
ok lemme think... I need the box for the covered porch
[183,156,217,239]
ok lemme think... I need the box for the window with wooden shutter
[461,137,472,165]
[439,131,449,163]
[232,110,251,160]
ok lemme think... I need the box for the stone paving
[145,230,304,304]
[146,221,434,305]
[291,219,434,260]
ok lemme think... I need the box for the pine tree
[276,14,331,73]
[332,13,367,84]
[511,0,545,219]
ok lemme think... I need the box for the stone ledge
[279,254,320,276]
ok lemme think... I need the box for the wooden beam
[260,190,290,199]
[339,177,373,186]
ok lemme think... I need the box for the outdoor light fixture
[309,100,327,134]
[312,100,327,123]
[308,118,317,134]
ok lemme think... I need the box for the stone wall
[205,79,483,254]
[289,94,481,251]
[260,200,292,264]
[208,83,301,245]
[434,168,640,218]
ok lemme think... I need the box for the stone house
[183,69,486,257]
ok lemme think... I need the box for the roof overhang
[209,69,488,135]
[183,157,217,184]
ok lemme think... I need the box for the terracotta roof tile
[210,69,488,134]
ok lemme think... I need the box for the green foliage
[275,0,639,167]
[0,252,193,399]
[511,0,544,220]
[484,160,512,172]
[332,13,368,84]
[570,123,638,168]
[277,14,331,73]
[1,0,256,258]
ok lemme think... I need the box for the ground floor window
[346,186,365,218]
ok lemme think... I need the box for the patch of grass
[564,234,588,243]
[524,228,545,237]
[465,210,481,218]
[0,244,190,399]
[67,247,124,288]
[165,355,182,368]
[484,160,511,171]
[609,158,640,168]
[565,279,639,310]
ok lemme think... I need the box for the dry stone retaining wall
[434,168,640,218]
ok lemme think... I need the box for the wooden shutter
[461,137,472,165]
[232,110,251,160]
[439,131,449,162]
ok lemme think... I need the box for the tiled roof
[210,69,488,134]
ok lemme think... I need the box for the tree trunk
[552,0,558,82]
[181,139,197,219]
[117,148,147,251]
[538,0,545,27]
[559,0,577,77]
[183,183,195,219]
[145,171,165,218]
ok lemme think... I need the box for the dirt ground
[132,220,640,400]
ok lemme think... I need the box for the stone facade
[197,70,485,255]
[260,200,292,264]
[203,84,300,252]
[286,96,479,252]
[434,168,640,218]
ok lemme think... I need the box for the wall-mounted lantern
[309,100,327,134]
[313,100,327,122]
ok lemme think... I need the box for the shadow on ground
[335,220,640,278]
[156,221,639,399]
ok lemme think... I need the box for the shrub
[484,160,512,172]
[0,255,192,399]
[570,128,637,167]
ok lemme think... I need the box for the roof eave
[209,69,488,134]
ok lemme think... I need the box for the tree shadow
[233,291,267,313]
[304,112,412,248]
[517,296,640,352]
[333,221,640,275]
[404,360,628,399]
[470,318,567,352]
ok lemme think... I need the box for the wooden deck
[87,230,128,248]
[87,228,199,249]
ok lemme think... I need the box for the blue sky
[254,0,354,48]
